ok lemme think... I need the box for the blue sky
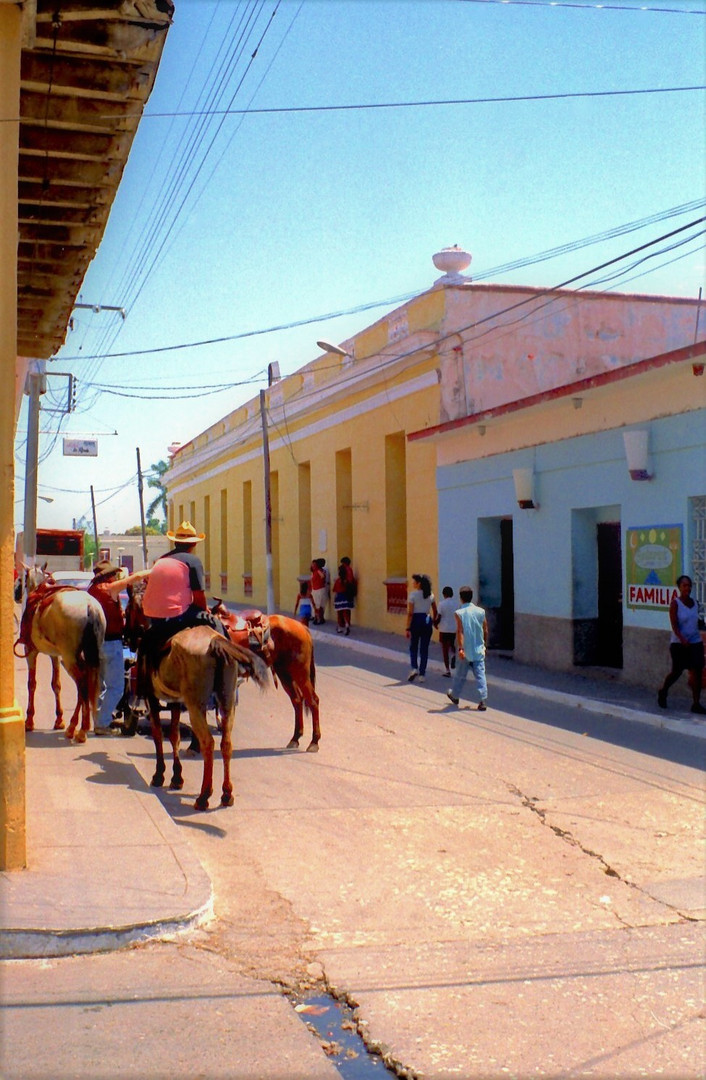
[16,0,706,537]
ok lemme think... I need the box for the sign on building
[626,524,683,609]
[63,438,98,457]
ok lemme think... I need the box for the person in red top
[139,521,225,690]
[310,559,327,624]
[88,560,148,735]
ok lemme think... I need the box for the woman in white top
[405,574,438,683]
[658,575,705,714]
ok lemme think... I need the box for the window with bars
[690,495,706,620]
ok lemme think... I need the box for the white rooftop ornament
[432,245,472,285]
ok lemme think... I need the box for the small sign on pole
[63,438,98,457]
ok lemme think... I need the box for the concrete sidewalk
[2,621,703,962]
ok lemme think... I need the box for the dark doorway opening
[596,521,623,668]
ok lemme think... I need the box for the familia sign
[626,524,683,610]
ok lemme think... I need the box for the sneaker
[657,690,668,709]
[408,670,418,682]
[443,671,451,678]
[94,727,116,737]
[446,690,459,705]
[417,675,426,684]
[477,701,487,712]
[691,703,706,715]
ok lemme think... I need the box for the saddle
[13,583,77,657]
[228,608,273,658]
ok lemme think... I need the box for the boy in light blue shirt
[446,586,489,710]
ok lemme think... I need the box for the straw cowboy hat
[167,520,206,544]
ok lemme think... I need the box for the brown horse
[211,601,321,752]
[145,625,268,810]
[15,575,106,742]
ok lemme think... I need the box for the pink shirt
[143,557,192,618]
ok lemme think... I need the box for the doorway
[596,521,623,667]
[572,509,623,668]
[478,517,514,650]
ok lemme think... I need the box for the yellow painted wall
[167,289,447,634]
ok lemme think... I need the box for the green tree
[145,460,168,534]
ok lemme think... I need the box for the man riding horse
[138,520,225,692]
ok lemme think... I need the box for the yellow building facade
[167,287,449,632]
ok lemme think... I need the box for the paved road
[3,635,704,1079]
[124,637,706,1078]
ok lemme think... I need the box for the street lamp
[316,340,349,357]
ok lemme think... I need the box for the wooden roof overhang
[17,0,173,359]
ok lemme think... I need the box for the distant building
[95,532,170,572]
[166,247,705,689]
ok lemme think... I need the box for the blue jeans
[451,654,487,702]
[409,613,434,675]
[96,638,125,729]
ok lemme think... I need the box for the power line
[97,84,703,121]
[54,199,706,365]
[456,0,705,12]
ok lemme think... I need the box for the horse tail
[208,635,269,689]
[80,607,103,670]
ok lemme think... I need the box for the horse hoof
[53,719,65,731]
[194,795,210,811]
[169,778,184,790]
[64,729,75,741]
[306,742,320,753]
[74,730,87,744]
[24,720,34,732]
[286,738,300,749]
[151,774,165,788]
[221,792,234,807]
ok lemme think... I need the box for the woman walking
[658,575,705,714]
[405,573,438,683]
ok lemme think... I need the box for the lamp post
[22,360,47,569]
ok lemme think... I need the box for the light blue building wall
[437,410,704,685]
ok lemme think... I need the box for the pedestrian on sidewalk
[88,560,148,735]
[435,585,457,677]
[294,578,314,627]
[333,563,352,635]
[310,559,327,624]
[657,575,705,715]
[446,586,488,710]
[405,573,438,683]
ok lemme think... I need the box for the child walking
[435,586,457,677]
[294,579,314,626]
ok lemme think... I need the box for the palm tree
[146,460,168,533]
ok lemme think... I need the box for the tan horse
[211,601,321,752]
[145,625,268,811]
[15,578,106,742]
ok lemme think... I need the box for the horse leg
[25,651,38,732]
[168,705,184,790]
[306,688,321,753]
[71,668,90,744]
[65,700,81,741]
[287,696,304,749]
[50,656,65,729]
[219,705,235,808]
[149,698,167,788]
[188,706,214,811]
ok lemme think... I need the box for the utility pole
[90,485,99,566]
[136,448,148,569]
[22,360,46,568]
[260,389,275,614]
